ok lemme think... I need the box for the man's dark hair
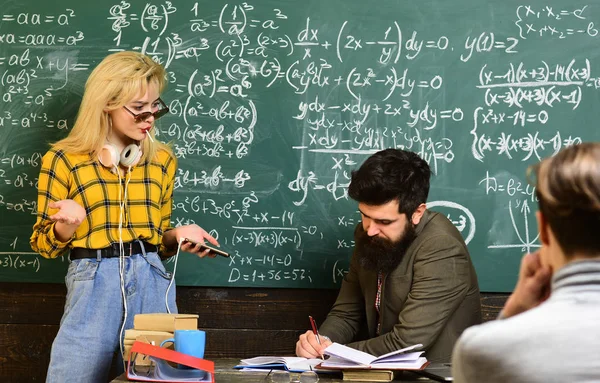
[348,149,431,215]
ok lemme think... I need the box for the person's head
[348,149,431,273]
[531,142,600,270]
[53,51,170,162]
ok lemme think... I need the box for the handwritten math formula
[0,0,599,291]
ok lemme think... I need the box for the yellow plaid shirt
[30,148,177,259]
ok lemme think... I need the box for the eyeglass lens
[134,108,168,123]
[125,99,169,123]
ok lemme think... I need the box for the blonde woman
[30,51,218,382]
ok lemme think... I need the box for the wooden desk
[110,358,437,383]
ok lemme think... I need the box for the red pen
[309,315,325,360]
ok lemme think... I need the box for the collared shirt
[30,148,176,259]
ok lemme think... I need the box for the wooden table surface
[111,358,438,383]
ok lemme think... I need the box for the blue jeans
[46,249,177,383]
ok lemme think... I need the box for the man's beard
[355,221,417,274]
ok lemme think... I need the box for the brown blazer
[319,210,481,363]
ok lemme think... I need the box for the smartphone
[183,238,230,257]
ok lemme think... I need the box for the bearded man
[295,149,481,363]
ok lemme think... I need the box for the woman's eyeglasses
[123,98,169,123]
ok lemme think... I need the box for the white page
[323,342,424,366]
[238,368,277,372]
[361,357,428,370]
[323,343,376,366]
[287,358,324,371]
[333,357,428,370]
[240,356,306,366]
[239,356,322,372]
[372,351,424,364]
[372,343,423,362]
[321,356,366,368]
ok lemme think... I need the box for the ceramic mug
[160,329,206,361]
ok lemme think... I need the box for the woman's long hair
[52,51,171,162]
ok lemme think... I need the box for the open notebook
[320,343,428,370]
[235,356,323,372]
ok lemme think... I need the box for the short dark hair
[348,149,431,215]
[531,142,600,257]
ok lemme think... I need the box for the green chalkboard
[1,0,599,291]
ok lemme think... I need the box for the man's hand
[503,251,552,318]
[295,330,332,358]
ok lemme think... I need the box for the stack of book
[124,313,199,366]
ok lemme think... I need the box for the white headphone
[98,143,142,169]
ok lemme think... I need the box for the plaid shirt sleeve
[158,152,177,257]
[30,150,73,259]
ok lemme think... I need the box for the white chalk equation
[428,201,476,245]
[1,1,599,290]
[479,171,537,201]
[1,253,41,272]
[515,5,596,39]
[488,200,540,254]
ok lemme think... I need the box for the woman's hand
[164,224,220,258]
[49,200,86,225]
[48,200,86,242]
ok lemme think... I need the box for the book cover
[134,313,198,332]
[342,369,395,382]
[125,329,174,339]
